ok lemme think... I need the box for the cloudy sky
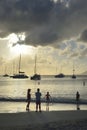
[0,0,87,75]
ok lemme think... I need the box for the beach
[0,77,87,129]
[0,110,87,130]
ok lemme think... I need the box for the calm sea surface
[0,75,87,112]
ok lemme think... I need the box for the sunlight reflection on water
[0,102,87,113]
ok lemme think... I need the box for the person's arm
[40,93,42,97]
[27,92,28,99]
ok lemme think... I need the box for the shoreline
[0,110,87,130]
[0,99,87,104]
[0,102,87,113]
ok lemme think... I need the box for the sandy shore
[0,110,87,130]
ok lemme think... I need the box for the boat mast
[19,54,21,73]
[34,55,37,74]
[60,66,62,74]
[73,62,75,75]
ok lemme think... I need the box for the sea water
[0,75,87,113]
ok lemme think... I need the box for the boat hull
[72,75,76,79]
[30,74,41,80]
[11,74,28,79]
[55,73,65,78]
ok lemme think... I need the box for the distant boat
[72,74,76,79]
[72,63,76,79]
[55,65,65,78]
[30,55,41,80]
[10,54,28,79]
[11,72,28,79]
[55,73,65,78]
[3,74,9,77]
[3,66,9,77]
[31,73,41,80]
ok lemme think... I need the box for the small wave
[0,97,26,102]
[0,97,87,104]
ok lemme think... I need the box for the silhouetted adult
[76,91,80,110]
[83,81,85,86]
[35,88,42,112]
[76,91,80,102]
[26,89,31,111]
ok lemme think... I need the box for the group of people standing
[26,88,51,112]
[26,88,80,111]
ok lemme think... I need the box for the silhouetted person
[35,88,42,112]
[76,91,80,110]
[83,81,85,86]
[45,92,51,111]
[26,89,31,111]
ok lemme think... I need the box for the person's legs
[36,102,38,112]
[39,102,41,112]
[26,101,30,110]
[46,102,49,111]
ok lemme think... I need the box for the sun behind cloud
[8,33,35,56]
[9,44,34,57]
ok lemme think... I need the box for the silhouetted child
[26,89,31,111]
[35,88,42,112]
[45,92,51,111]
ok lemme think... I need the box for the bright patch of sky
[0,0,87,75]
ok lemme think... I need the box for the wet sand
[0,110,87,130]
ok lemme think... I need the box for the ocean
[0,75,87,113]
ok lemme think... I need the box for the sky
[0,0,87,75]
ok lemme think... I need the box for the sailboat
[55,66,65,78]
[55,73,65,78]
[72,63,76,79]
[30,55,41,80]
[3,74,9,77]
[3,66,9,77]
[11,54,28,79]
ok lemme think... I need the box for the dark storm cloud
[0,0,87,46]
[78,30,87,43]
